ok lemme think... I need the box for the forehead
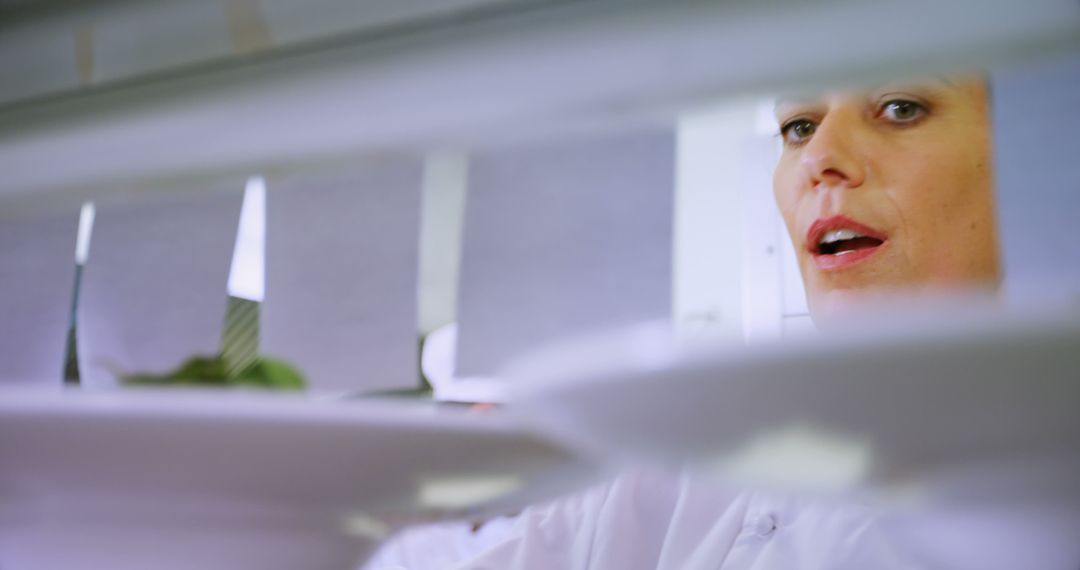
[773,76,984,114]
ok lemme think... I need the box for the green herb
[122,355,305,390]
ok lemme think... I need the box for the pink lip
[805,215,888,271]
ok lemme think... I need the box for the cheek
[887,144,989,275]
[773,158,821,290]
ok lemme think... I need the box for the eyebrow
[773,97,818,114]
[878,76,953,91]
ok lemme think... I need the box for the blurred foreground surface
[0,0,1079,568]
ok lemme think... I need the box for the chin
[807,289,870,328]
[808,282,1004,329]
[807,278,920,326]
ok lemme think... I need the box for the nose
[799,112,866,190]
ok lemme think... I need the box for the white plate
[0,389,589,570]
[507,307,1080,495]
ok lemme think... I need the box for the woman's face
[772,76,1001,321]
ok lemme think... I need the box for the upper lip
[805,215,887,254]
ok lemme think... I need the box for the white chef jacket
[446,467,1080,570]
[364,516,517,570]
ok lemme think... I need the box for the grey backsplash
[993,53,1080,304]
[455,127,675,377]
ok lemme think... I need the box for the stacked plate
[507,307,1080,496]
[0,391,588,570]
[4,306,1078,569]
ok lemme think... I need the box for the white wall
[674,98,809,345]
[673,100,755,342]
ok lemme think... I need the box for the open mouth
[815,229,885,256]
[806,216,887,270]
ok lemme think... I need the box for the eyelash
[777,118,814,146]
[877,99,928,124]
[777,99,929,146]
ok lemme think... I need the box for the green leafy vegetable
[122,355,306,390]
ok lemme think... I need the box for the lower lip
[811,241,887,271]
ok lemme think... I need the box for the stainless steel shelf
[1,0,1077,197]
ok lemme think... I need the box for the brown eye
[780,119,817,145]
[880,99,925,123]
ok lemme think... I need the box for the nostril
[818,167,847,183]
